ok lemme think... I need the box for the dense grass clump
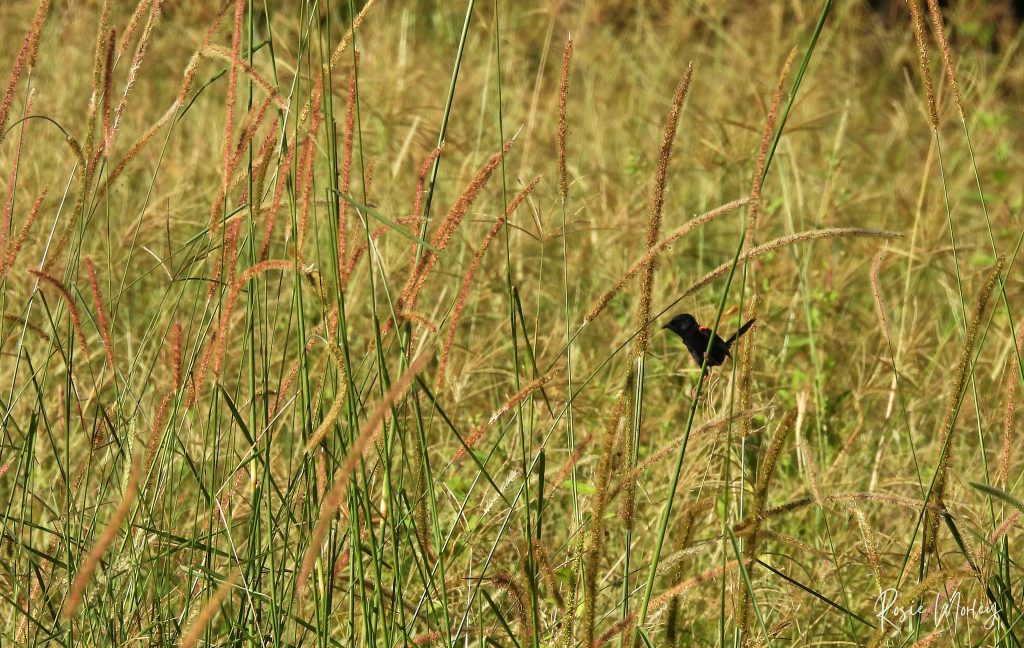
[1,1,1023,645]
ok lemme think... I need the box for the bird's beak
[660,322,669,330]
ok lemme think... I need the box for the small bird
[662,313,756,369]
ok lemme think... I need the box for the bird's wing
[687,347,704,366]
[712,334,732,358]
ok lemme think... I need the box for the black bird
[662,313,756,369]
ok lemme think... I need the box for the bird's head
[662,313,698,336]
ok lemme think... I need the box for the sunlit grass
[1,1,1023,645]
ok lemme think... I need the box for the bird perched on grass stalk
[662,313,755,369]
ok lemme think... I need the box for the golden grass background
[1,0,1023,645]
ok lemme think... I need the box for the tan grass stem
[738,409,796,636]
[925,256,1004,550]
[202,46,288,110]
[908,0,939,128]
[303,345,350,454]
[389,141,512,336]
[737,295,762,442]
[559,534,585,648]
[999,326,1024,487]
[870,250,894,346]
[212,259,293,376]
[259,147,295,260]
[595,562,738,646]
[270,308,339,419]
[437,177,539,387]
[532,540,565,610]
[635,62,693,358]
[591,227,899,325]
[342,216,418,285]
[583,379,630,647]
[747,49,795,245]
[556,35,573,200]
[62,460,142,619]
[326,0,379,91]
[244,118,279,206]
[848,504,884,593]
[794,391,823,506]
[97,4,233,200]
[681,228,903,301]
[1,189,46,282]
[97,101,179,198]
[83,258,115,371]
[178,570,241,648]
[45,1,105,270]
[338,57,358,275]
[297,353,429,593]
[924,0,964,120]
[118,0,152,57]
[0,0,51,139]
[2,313,49,343]
[492,571,532,641]
[218,0,245,225]
[142,390,175,483]
[100,29,116,154]
[452,369,559,462]
[28,268,90,354]
[410,146,444,246]
[584,198,746,323]
[294,0,379,123]
[612,409,763,497]
[110,2,163,146]
[171,321,183,390]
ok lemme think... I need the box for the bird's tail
[725,318,756,346]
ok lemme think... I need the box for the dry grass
[2,1,1023,645]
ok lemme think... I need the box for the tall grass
[1,1,1022,645]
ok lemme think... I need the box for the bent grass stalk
[62,460,142,619]
[387,141,512,338]
[582,379,630,647]
[451,369,559,462]
[0,188,46,281]
[27,268,89,353]
[97,4,234,200]
[583,198,741,322]
[610,408,764,497]
[437,176,540,388]
[303,344,350,454]
[596,562,739,647]
[0,0,50,138]
[109,1,163,146]
[738,409,796,639]
[923,256,1003,552]
[999,326,1024,487]
[680,228,903,301]
[83,257,115,371]
[179,570,242,648]
[620,64,694,542]
[746,48,795,249]
[0,90,30,252]
[116,0,151,58]
[296,353,429,593]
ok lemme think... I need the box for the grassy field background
[1,0,1023,645]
